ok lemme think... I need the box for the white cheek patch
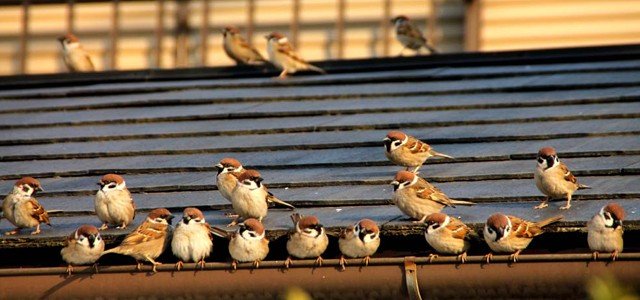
[278,37,288,44]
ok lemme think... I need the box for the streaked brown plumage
[338,219,380,270]
[57,33,95,72]
[383,130,453,173]
[265,32,325,79]
[2,177,50,235]
[424,213,474,263]
[391,15,437,55]
[588,203,625,261]
[534,147,590,210]
[61,225,104,275]
[222,26,267,65]
[285,213,328,268]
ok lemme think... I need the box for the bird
[211,218,270,270]
[391,15,437,55]
[57,33,95,72]
[228,169,295,226]
[390,170,474,223]
[338,219,380,271]
[424,213,475,263]
[214,157,245,204]
[95,174,136,230]
[60,225,105,276]
[2,177,50,235]
[588,203,625,261]
[285,213,329,268]
[383,130,453,173]
[265,32,326,79]
[171,207,213,270]
[222,26,268,66]
[483,213,563,263]
[101,208,174,273]
[533,147,590,210]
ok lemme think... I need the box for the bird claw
[98,224,109,231]
[284,257,293,269]
[484,253,493,264]
[253,260,260,269]
[339,255,347,271]
[427,254,438,263]
[175,261,184,271]
[611,250,619,261]
[231,260,238,270]
[30,228,41,235]
[458,252,467,264]
[534,203,548,209]
[151,262,161,273]
[559,204,571,210]
[592,251,599,261]
[224,212,239,218]
[198,259,206,269]
[315,256,324,267]
[92,263,100,274]
[362,256,371,267]
[4,229,19,235]
[510,250,521,263]
[66,265,73,276]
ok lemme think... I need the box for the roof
[0,44,639,298]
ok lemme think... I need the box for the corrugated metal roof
[0,44,638,298]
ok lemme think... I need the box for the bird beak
[214,164,224,174]
[495,227,505,242]
[35,186,44,192]
[383,138,392,152]
[390,180,400,191]
[613,219,622,229]
[183,216,191,225]
[88,234,96,248]
[166,215,175,225]
[545,157,555,169]
[57,36,65,42]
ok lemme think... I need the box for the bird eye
[488,228,494,233]
[604,213,611,220]
[108,183,116,189]
[393,141,401,146]
[249,232,256,237]
[537,158,544,163]
[96,236,101,240]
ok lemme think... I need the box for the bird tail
[267,193,296,210]
[535,215,563,228]
[306,64,326,74]
[101,247,121,256]
[290,213,302,225]
[450,199,475,206]
[429,149,454,159]
[578,183,591,190]
[210,226,231,239]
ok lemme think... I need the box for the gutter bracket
[403,256,423,300]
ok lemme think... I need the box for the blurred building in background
[0,0,639,75]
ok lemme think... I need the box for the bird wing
[415,178,454,207]
[447,218,472,240]
[210,226,232,240]
[558,162,578,185]
[397,22,427,43]
[27,198,50,225]
[404,136,432,154]
[119,222,166,246]
[508,215,543,238]
[276,41,309,65]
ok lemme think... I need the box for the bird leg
[362,256,371,267]
[98,223,109,231]
[457,252,468,264]
[315,256,324,267]
[175,261,184,271]
[224,212,239,218]
[136,261,143,271]
[411,165,421,173]
[592,251,599,261]
[144,256,161,273]
[253,260,261,269]
[534,197,549,209]
[31,224,41,235]
[227,217,241,227]
[231,260,238,270]
[413,215,428,224]
[483,252,493,264]
[198,258,206,269]
[611,250,619,261]
[116,222,127,229]
[427,254,439,263]
[66,264,73,276]
[559,195,572,210]
[92,263,100,274]
[284,256,293,269]
[278,70,288,79]
[4,228,20,235]
[339,255,347,271]
[509,250,522,263]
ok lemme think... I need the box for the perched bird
[338,219,380,270]
[2,177,50,235]
[60,225,104,275]
[483,213,562,263]
[265,32,326,79]
[424,213,474,263]
[383,130,453,173]
[171,207,213,270]
[57,33,95,72]
[391,15,437,55]
[391,171,474,223]
[229,169,295,226]
[534,147,590,210]
[285,213,329,268]
[222,26,268,65]
[588,203,625,261]
[214,157,245,203]
[211,218,270,270]
[95,174,136,230]
[101,208,174,273]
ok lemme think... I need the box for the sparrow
[391,15,437,55]
[533,147,590,210]
[587,203,625,261]
[57,33,95,72]
[95,174,136,230]
[211,218,270,270]
[383,130,453,173]
[285,213,329,268]
[391,170,474,223]
[60,225,105,275]
[214,157,245,203]
[171,207,213,270]
[265,32,326,79]
[424,213,475,263]
[483,213,563,263]
[338,219,380,271]
[101,208,174,273]
[2,177,50,235]
[229,169,295,226]
[222,26,268,65]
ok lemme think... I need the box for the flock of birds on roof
[0,16,627,275]
[1,131,626,275]
[57,15,436,77]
